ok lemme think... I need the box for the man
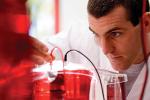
[87,0,150,99]
[88,0,150,71]
[39,0,150,99]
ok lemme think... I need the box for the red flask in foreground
[33,61,93,100]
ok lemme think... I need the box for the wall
[59,0,88,31]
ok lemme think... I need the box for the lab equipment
[32,61,95,100]
[32,48,127,100]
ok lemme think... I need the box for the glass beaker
[92,69,128,100]
[32,61,97,100]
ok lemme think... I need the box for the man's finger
[29,37,49,53]
[31,55,46,65]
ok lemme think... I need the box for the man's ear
[143,12,150,33]
[143,12,150,55]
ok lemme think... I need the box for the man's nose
[100,38,114,55]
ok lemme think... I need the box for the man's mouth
[108,56,123,62]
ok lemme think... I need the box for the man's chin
[111,63,129,72]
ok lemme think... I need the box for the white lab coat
[46,21,150,100]
[127,57,150,100]
[47,21,113,71]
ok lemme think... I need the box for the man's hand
[29,36,53,65]
[0,33,53,65]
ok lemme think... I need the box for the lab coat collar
[127,57,150,100]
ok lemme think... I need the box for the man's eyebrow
[89,27,98,35]
[105,27,122,34]
[89,27,122,36]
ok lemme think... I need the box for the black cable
[64,49,105,100]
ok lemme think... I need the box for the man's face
[88,6,144,71]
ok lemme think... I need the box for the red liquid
[107,83,126,100]
[34,70,93,100]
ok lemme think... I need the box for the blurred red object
[0,0,30,34]
[0,0,35,100]
[0,61,35,100]
[0,0,31,64]
[0,0,27,14]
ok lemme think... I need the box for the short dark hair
[87,0,150,26]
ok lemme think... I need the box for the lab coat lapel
[127,58,150,100]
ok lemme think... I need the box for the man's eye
[110,32,121,38]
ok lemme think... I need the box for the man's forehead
[89,17,125,35]
[88,6,130,34]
